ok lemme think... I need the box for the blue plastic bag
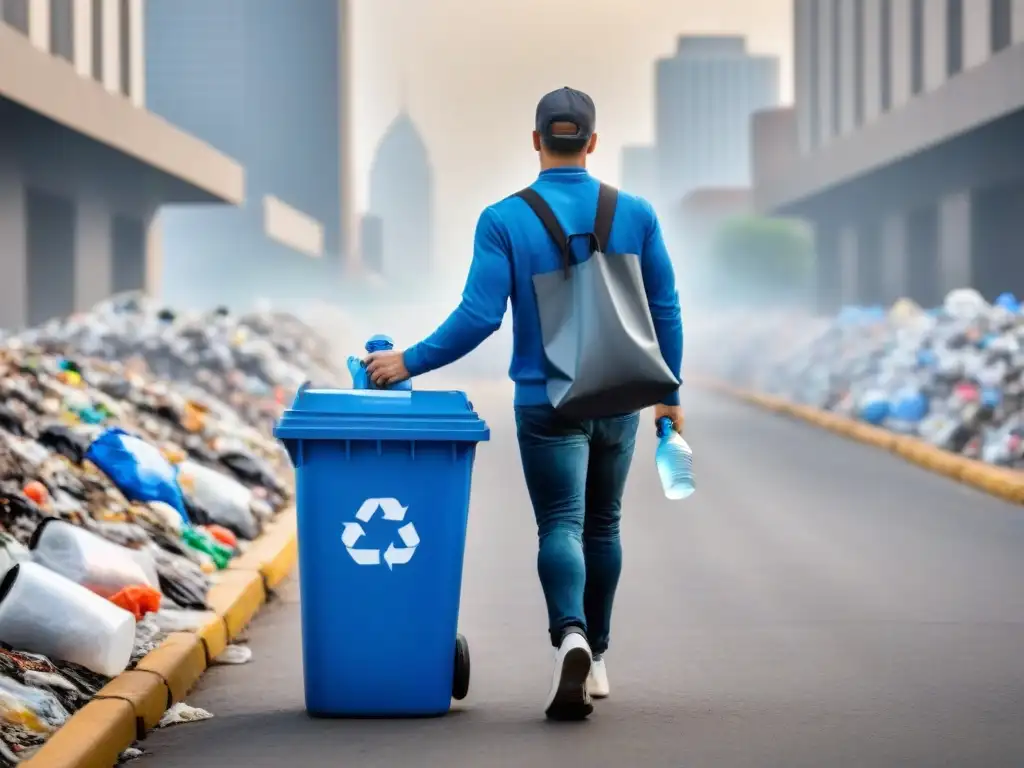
[85,428,189,522]
[891,389,928,422]
[858,390,890,425]
[995,292,1019,313]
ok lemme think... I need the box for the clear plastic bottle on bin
[346,335,413,391]
[655,417,695,500]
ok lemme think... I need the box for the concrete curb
[24,509,298,768]
[699,379,1024,505]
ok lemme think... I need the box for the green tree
[709,215,815,307]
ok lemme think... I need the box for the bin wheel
[452,633,470,701]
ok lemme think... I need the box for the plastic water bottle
[655,417,695,500]
[347,335,413,391]
[346,355,371,389]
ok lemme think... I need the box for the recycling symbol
[341,498,419,570]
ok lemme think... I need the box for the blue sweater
[403,167,684,407]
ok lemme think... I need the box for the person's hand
[654,403,685,434]
[364,350,411,388]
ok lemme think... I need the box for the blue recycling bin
[274,383,490,717]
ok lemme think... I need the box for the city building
[760,0,1024,309]
[655,35,780,205]
[0,0,242,329]
[368,111,435,284]
[360,214,383,275]
[145,0,353,310]
[619,144,658,202]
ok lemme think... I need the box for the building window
[853,0,865,126]
[2,0,28,34]
[910,0,924,94]
[947,0,963,76]
[992,0,1012,52]
[50,0,74,62]
[808,0,820,147]
[119,0,130,96]
[831,0,841,135]
[880,0,892,110]
[91,0,103,81]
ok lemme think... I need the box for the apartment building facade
[0,0,243,328]
[762,0,1024,308]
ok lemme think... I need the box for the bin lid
[273,382,490,443]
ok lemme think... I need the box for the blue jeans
[514,405,640,656]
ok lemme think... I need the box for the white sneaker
[544,632,594,720]
[587,657,610,699]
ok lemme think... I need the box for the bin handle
[286,380,311,408]
[295,380,347,395]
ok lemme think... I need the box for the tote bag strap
[515,188,573,277]
[516,184,619,276]
[594,183,618,254]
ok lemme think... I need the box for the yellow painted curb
[230,508,298,589]
[704,380,1024,504]
[958,463,1024,504]
[24,510,298,768]
[206,570,266,638]
[26,699,136,768]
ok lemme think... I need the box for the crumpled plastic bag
[944,288,988,320]
[85,427,188,523]
[213,644,252,665]
[150,547,210,610]
[0,672,71,734]
[158,701,213,728]
[0,646,105,714]
[111,585,162,620]
[176,461,259,541]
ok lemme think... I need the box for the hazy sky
[351,0,792,280]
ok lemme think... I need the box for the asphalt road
[144,384,1024,767]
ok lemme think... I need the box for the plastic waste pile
[0,295,340,763]
[698,288,1024,469]
[11,292,339,435]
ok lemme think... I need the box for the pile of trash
[699,288,1024,469]
[0,294,339,763]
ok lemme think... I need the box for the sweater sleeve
[639,200,684,405]
[403,206,512,376]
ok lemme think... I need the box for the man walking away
[365,87,684,720]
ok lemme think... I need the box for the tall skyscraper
[368,111,435,285]
[360,214,384,275]
[145,0,352,309]
[655,35,780,204]
[619,145,658,203]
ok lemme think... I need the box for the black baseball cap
[535,87,596,152]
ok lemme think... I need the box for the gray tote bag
[515,183,680,419]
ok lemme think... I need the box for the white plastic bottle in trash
[0,561,135,677]
[655,417,695,500]
[29,518,155,598]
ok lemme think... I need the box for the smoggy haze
[351,0,792,284]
